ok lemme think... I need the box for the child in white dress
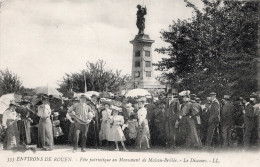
[109,108,128,151]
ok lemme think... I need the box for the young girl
[109,107,128,151]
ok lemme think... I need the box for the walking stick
[93,120,98,149]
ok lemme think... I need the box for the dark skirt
[178,116,202,148]
[38,117,54,149]
[18,119,31,144]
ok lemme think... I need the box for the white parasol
[0,93,22,114]
[125,89,151,98]
[34,86,62,97]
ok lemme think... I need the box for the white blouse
[137,107,147,125]
[2,109,19,127]
[37,104,51,118]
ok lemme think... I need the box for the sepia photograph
[0,0,259,167]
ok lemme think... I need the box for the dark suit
[254,104,260,145]
[146,103,156,145]
[221,101,234,146]
[243,103,255,147]
[206,99,220,147]
[165,99,180,147]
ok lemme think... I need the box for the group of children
[98,97,150,151]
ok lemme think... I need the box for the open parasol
[34,86,62,97]
[125,89,151,98]
[0,93,22,114]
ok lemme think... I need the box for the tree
[58,60,130,95]
[154,0,259,98]
[0,69,23,96]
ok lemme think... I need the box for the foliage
[154,0,259,98]
[0,69,23,96]
[58,60,130,95]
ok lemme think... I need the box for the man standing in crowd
[233,97,244,145]
[221,95,234,147]
[253,96,260,146]
[87,95,100,147]
[165,94,180,149]
[205,92,220,148]
[154,100,167,146]
[242,97,255,148]
[146,96,156,146]
[68,95,93,152]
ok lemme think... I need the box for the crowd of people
[1,90,260,152]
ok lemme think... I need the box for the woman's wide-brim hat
[19,99,31,105]
[9,100,20,107]
[137,97,146,103]
[80,94,87,99]
[72,97,79,101]
[53,112,59,117]
[41,94,50,100]
[111,106,122,112]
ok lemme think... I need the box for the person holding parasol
[2,101,21,150]
[37,94,54,151]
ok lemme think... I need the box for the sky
[0,0,203,88]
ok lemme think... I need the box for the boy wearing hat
[205,92,220,148]
[221,95,234,147]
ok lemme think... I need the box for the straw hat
[223,95,231,100]
[9,100,20,107]
[137,97,146,103]
[209,92,217,96]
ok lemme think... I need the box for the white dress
[99,109,112,140]
[137,107,147,125]
[108,115,126,142]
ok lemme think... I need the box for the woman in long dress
[37,95,54,151]
[2,101,20,150]
[99,103,112,145]
[136,97,150,149]
[179,94,202,148]
[17,101,33,145]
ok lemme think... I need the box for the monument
[123,5,165,91]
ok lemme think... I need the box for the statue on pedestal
[136,4,147,35]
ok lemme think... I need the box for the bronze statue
[136,4,147,35]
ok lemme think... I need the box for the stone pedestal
[124,34,165,90]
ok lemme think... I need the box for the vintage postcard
[0,0,259,167]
